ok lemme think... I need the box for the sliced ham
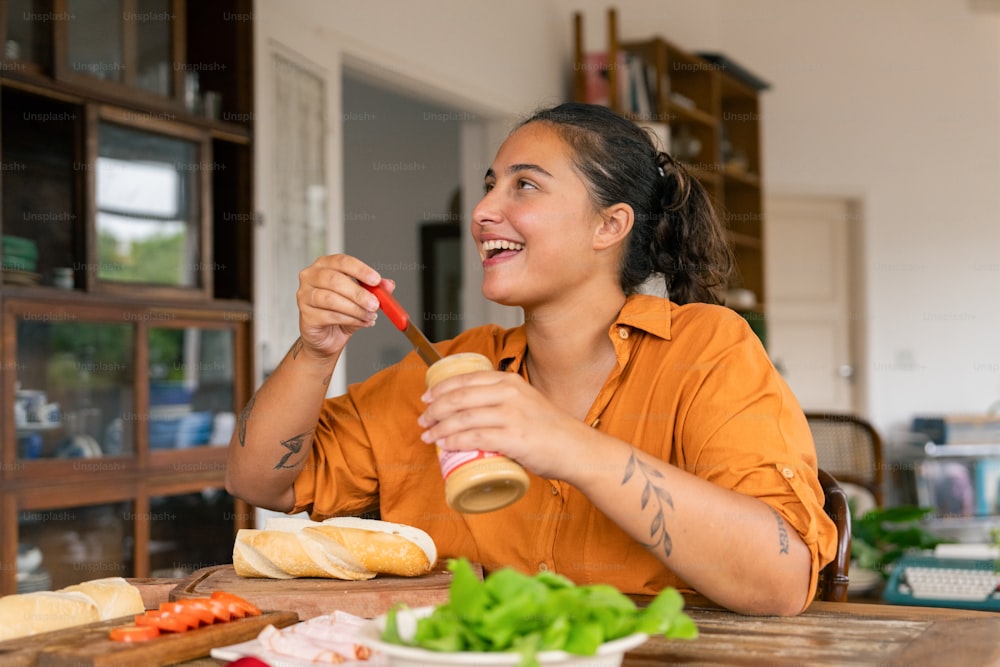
[255,610,373,663]
[258,624,346,663]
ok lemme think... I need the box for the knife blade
[361,282,442,365]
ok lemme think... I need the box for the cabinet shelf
[663,101,718,128]
[686,165,721,184]
[0,73,252,142]
[723,167,761,188]
[727,230,763,250]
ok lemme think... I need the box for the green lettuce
[382,558,698,667]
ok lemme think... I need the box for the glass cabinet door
[148,488,234,577]
[65,0,125,82]
[134,0,175,96]
[15,319,135,460]
[96,121,202,288]
[18,500,134,592]
[3,0,54,69]
[61,0,177,96]
[148,326,235,450]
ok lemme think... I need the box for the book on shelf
[581,52,658,119]
[581,51,628,108]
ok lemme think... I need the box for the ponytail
[644,152,734,305]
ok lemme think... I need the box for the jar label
[438,448,499,479]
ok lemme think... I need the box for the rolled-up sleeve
[674,314,838,606]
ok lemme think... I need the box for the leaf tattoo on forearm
[237,394,256,447]
[622,453,674,559]
[274,430,312,469]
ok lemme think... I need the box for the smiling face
[472,122,626,309]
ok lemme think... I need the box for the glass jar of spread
[425,352,530,513]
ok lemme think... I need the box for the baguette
[62,576,145,620]
[0,577,145,642]
[235,528,374,580]
[232,517,437,580]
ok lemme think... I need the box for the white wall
[255,0,1000,439]
[262,0,567,116]
[718,0,1000,436]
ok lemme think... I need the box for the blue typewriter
[884,554,1000,611]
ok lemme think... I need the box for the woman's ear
[593,203,634,251]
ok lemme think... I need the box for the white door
[764,195,862,412]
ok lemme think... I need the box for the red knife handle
[361,282,408,332]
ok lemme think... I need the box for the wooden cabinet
[572,9,768,322]
[0,0,255,595]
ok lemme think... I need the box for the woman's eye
[483,181,495,193]
[517,179,537,190]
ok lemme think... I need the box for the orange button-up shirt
[292,295,837,600]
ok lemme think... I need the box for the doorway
[341,73,465,385]
[764,195,867,413]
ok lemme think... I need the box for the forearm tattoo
[274,430,313,469]
[237,394,256,447]
[622,453,674,559]
[770,507,790,555]
[290,337,331,385]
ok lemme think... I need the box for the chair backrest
[817,468,852,602]
[805,412,884,506]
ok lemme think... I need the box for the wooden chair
[805,412,884,507]
[817,468,852,602]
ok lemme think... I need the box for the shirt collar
[617,294,673,340]
[496,294,672,372]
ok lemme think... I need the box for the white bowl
[357,606,648,667]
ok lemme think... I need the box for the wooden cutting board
[0,610,298,667]
[172,563,473,620]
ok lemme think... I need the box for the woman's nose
[471,190,500,227]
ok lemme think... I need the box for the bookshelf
[572,9,769,325]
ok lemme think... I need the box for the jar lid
[425,352,493,388]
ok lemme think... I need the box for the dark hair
[519,103,734,305]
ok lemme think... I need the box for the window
[95,121,202,288]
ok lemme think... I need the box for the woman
[225,103,837,616]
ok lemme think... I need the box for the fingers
[294,255,394,357]
[298,255,381,324]
[311,253,380,287]
[418,372,519,445]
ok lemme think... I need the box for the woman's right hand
[296,254,385,358]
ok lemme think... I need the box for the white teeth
[481,239,524,252]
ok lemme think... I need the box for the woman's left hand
[417,370,592,479]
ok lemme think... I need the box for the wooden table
[623,595,1000,666]
[129,582,999,666]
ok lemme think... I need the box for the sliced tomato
[174,599,217,625]
[210,591,262,616]
[222,601,247,619]
[159,601,212,626]
[201,598,233,622]
[135,610,199,633]
[109,625,160,642]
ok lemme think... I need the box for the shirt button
[781,467,795,479]
[618,327,629,339]
[538,562,549,572]
[551,486,559,496]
